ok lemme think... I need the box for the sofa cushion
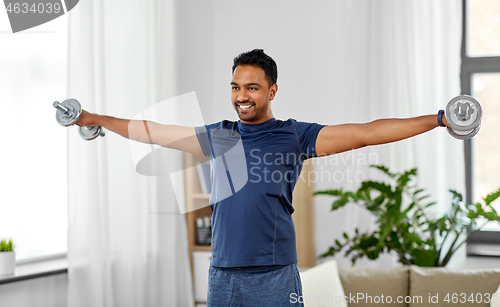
[409,266,500,307]
[299,260,348,307]
[338,266,409,306]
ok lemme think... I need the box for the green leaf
[0,238,15,252]
[483,188,500,206]
[370,164,397,178]
[361,181,393,196]
[418,195,430,201]
[332,196,350,210]
[313,189,343,196]
[424,201,437,208]
[397,168,417,187]
[413,188,425,196]
[449,189,463,202]
[319,247,336,258]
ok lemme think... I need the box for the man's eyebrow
[230,82,261,87]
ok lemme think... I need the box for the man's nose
[238,90,249,102]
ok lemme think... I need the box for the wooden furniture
[184,153,212,276]
[291,159,316,268]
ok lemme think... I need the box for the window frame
[462,0,500,255]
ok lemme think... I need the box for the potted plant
[0,238,16,276]
[314,165,500,267]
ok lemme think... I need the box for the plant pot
[0,252,16,276]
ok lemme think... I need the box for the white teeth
[240,105,252,109]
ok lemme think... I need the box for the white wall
[464,257,500,269]
[176,0,348,125]
[175,0,215,123]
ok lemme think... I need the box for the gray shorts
[207,263,304,307]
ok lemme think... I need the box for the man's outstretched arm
[315,114,448,156]
[77,110,204,156]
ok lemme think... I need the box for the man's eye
[249,87,257,90]
[232,87,238,90]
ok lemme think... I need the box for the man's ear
[269,83,278,101]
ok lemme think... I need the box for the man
[76,49,449,306]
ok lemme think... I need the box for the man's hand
[440,112,450,127]
[76,110,97,127]
[315,114,445,157]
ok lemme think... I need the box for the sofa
[298,260,500,307]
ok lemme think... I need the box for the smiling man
[76,49,449,306]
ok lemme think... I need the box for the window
[0,13,68,261]
[467,0,500,57]
[462,0,500,251]
[471,73,500,231]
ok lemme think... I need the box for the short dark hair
[232,49,278,87]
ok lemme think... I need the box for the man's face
[231,65,277,124]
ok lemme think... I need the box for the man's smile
[236,103,255,111]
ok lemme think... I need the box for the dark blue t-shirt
[195,118,325,267]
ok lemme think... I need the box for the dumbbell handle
[53,101,69,114]
[458,104,467,117]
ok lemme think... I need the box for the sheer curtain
[314,0,466,268]
[66,0,194,306]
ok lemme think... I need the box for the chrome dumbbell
[444,95,482,140]
[53,99,105,140]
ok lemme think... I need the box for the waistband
[211,263,293,273]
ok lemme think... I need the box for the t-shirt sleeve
[196,122,227,157]
[195,125,211,157]
[292,120,326,159]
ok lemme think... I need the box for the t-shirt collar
[237,118,278,132]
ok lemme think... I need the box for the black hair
[232,49,278,87]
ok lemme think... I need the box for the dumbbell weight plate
[445,95,482,131]
[446,122,481,140]
[78,125,105,141]
[55,99,82,127]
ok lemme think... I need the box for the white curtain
[314,0,466,268]
[66,0,194,306]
